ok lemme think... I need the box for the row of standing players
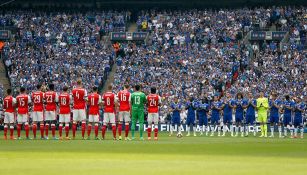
[2,81,161,141]
[169,91,305,138]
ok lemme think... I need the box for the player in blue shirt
[233,92,247,137]
[210,95,223,136]
[169,97,182,137]
[268,92,282,138]
[282,95,295,137]
[185,97,197,137]
[244,92,257,137]
[293,97,305,138]
[221,92,234,136]
[197,97,210,136]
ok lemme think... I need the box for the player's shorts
[269,115,279,123]
[89,114,99,123]
[59,114,71,123]
[172,115,180,125]
[4,112,15,124]
[17,114,28,123]
[198,114,208,126]
[293,117,303,127]
[283,115,292,125]
[147,113,159,125]
[257,112,267,123]
[235,113,244,123]
[32,111,43,122]
[211,115,220,125]
[45,110,56,121]
[223,113,232,124]
[186,115,195,125]
[246,114,255,124]
[103,112,115,124]
[73,109,86,121]
[118,111,131,122]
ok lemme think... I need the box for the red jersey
[45,91,58,111]
[88,93,102,115]
[72,88,87,109]
[103,92,117,113]
[32,91,44,112]
[117,90,131,111]
[16,94,31,114]
[59,93,71,114]
[3,95,16,113]
[147,94,161,113]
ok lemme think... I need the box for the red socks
[10,126,14,138]
[118,124,122,137]
[154,128,158,138]
[59,124,63,137]
[40,124,44,138]
[125,124,129,137]
[45,124,49,137]
[51,124,56,138]
[65,125,69,137]
[81,122,86,138]
[4,126,8,138]
[112,125,116,138]
[147,127,152,138]
[25,124,29,138]
[32,124,37,138]
[17,124,22,138]
[72,123,77,138]
[87,124,92,137]
[94,124,99,138]
[101,125,106,139]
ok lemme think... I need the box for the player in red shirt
[31,84,45,139]
[71,79,88,139]
[3,89,16,140]
[87,86,102,139]
[58,86,72,140]
[44,83,58,139]
[147,87,162,140]
[117,84,131,140]
[16,87,32,139]
[102,84,118,140]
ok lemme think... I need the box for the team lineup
[2,79,306,141]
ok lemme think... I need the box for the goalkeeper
[130,84,147,140]
[256,91,269,137]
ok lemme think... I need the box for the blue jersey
[283,100,295,117]
[223,99,234,116]
[235,99,246,115]
[269,99,281,117]
[246,99,256,116]
[211,101,222,117]
[185,101,197,117]
[294,102,305,118]
[197,102,209,117]
[171,102,181,117]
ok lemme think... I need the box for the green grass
[0,131,306,175]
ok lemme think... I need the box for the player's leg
[131,110,137,139]
[80,110,87,139]
[186,116,191,136]
[101,113,109,139]
[72,110,79,139]
[192,115,196,137]
[147,113,153,140]
[222,116,228,136]
[210,117,216,136]
[124,111,131,140]
[153,113,159,140]
[3,113,9,139]
[65,114,71,139]
[16,114,23,139]
[299,119,304,139]
[58,115,64,140]
[217,119,222,137]
[7,113,15,140]
[258,112,264,137]
[31,112,38,139]
[110,113,117,140]
[23,114,30,139]
[204,116,209,136]
[283,115,290,137]
[138,110,145,140]
[87,115,93,139]
[117,112,123,140]
[199,114,204,136]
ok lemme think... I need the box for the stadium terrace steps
[0,59,11,92]
[102,61,117,93]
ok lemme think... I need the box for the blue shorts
[269,115,279,123]
[246,114,255,124]
[186,115,195,125]
[211,115,220,125]
[283,115,292,125]
[172,115,181,125]
[235,113,243,123]
[198,114,208,126]
[223,113,232,123]
[293,117,303,127]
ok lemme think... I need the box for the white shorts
[103,113,115,124]
[147,113,159,125]
[45,111,56,121]
[4,112,15,124]
[89,114,99,123]
[73,109,86,122]
[32,111,43,122]
[59,114,71,123]
[17,114,28,123]
[118,111,130,122]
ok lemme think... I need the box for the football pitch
[0,132,306,175]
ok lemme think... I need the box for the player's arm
[251,100,257,108]
[84,89,88,102]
